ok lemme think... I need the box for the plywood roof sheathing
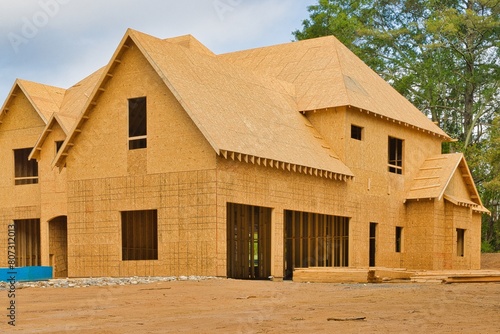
[411,184,441,191]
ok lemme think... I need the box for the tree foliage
[294,0,500,250]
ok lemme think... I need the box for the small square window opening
[351,125,363,140]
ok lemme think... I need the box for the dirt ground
[482,253,500,270]
[2,254,500,334]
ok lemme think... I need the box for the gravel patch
[0,276,218,289]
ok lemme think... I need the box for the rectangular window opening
[128,97,147,150]
[388,136,403,174]
[121,209,158,261]
[351,124,363,140]
[456,228,465,257]
[14,148,38,185]
[395,226,403,253]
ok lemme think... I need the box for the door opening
[227,203,271,279]
[49,216,68,278]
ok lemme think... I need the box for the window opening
[395,226,403,253]
[55,141,64,154]
[128,97,147,150]
[14,148,38,185]
[351,124,363,140]
[456,228,465,257]
[369,223,377,266]
[121,210,158,260]
[388,137,403,174]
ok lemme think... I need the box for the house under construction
[0,29,488,280]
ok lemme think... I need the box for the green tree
[482,117,500,250]
[294,0,500,250]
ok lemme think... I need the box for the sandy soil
[3,254,500,334]
[482,253,500,270]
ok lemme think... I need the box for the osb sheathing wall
[0,91,43,267]
[66,171,217,277]
[445,202,481,269]
[405,200,439,269]
[405,199,481,270]
[38,122,68,267]
[307,106,442,183]
[64,43,218,277]
[306,106,446,270]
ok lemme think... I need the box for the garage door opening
[284,211,349,280]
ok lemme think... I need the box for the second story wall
[0,90,44,209]
[307,106,444,196]
[65,42,217,182]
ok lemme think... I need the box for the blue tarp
[0,267,52,282]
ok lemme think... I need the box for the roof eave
[0,81,21,123]
[219,149,354,181]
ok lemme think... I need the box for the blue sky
[0,0,317,102]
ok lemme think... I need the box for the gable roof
[406,153,488,213]
[28,68,104,161]
[220,36,450,140]
[0,79,65,125]
[54,29,354,180]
